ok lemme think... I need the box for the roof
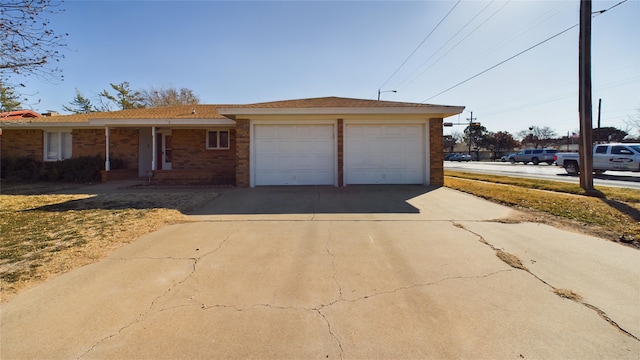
[240,96,452,108]
[2,105,230,124]
[0,97,465,127]
[218,96,464,117]
[0,110,43,120]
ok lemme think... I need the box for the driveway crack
[78,257,198,359]
[317,309,344,360]
[453,221,640,342]
[79,229,240,359]
[325,221,343,301]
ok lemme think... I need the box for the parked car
[501,153,515,162]
[449,153,471,162]
[509,148,558,165]
[444,153,456,161]
[554,143,640,175]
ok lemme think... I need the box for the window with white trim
[206,130,230,150]
[44,131,72,161]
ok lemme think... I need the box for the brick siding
[429,118,444,186]
[73,128,138,169]
[1,129,43,159]
[171,129,236,185]
[337,119,344,186]
[235,119,250,188]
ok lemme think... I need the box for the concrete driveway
[2,186,639,359]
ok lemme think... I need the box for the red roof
[0,110,43,120]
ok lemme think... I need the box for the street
[444,160,640,189]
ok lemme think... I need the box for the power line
[422,0,629,102]
[397,0,511,92]
[394,0,498,91]
[374,0,461,97]
[422,24,578,102]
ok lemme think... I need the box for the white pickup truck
[554,143,640,175]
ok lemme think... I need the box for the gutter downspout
[105,126,111,171]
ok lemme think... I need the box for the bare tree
[142,86,200,107]
[518,126,557,148]
[0,0,68,86]
[625,108,640,139]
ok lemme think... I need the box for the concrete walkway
[2,185,639,359]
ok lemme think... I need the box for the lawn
[444,170,640,242]
[0,186,219,302]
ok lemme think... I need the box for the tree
[0,82,22,111]
[62,88,97,114]
[98,82,145,111]
[464,124,489,160]
[0,0,68,85]
[625,109,640,140]
[518,126,557,148]
[593,126,627,143]
[487,131,519,159]
[142,86,200,107]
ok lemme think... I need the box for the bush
[0,157,43,181]
[1,155,128,183]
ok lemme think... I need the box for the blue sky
[16,0,640,138]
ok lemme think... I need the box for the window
[611,146,633,155]
[533,149,543,154]
[595,146,608,154]
[206,130,230,150]
[44,131,72,161]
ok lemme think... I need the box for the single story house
[0,97,464,187]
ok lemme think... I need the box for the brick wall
[171,129,236,185]
[429,118,444,186]
[72,128,138,169]
[235,119,250,188]
[110,128,138,168]
[0,129,43,159]
[337,119,344,186]
[73,129,105,158]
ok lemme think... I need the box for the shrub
[1,156,128,183]
[0,157,43,181]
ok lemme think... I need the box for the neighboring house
[0,110,43,121]
[0,96,464,187]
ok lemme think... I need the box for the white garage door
[346,125,425,184]
[254,124,335,186]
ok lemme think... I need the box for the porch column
[105,126,111,171]
[151,126,157,170]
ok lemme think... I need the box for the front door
[156,132,172,170]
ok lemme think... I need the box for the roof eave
[218,106,465,117]
[89,118,236,126]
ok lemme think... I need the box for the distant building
[0,110,43,121]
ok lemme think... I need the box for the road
[444,161,640,190]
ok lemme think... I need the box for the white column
[151,126,157,170]
[105,126,111,171]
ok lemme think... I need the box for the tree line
[446,123,638,159]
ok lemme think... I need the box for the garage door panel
[346,124,425,185]
[254,124,335,186]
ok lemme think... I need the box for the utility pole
[578,0,594,191]
[466,111,476,156]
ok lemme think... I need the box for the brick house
[0,97,464,187]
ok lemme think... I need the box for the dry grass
[495,250,528,271]
[444,175,640,242]
[553,288,583,301]
[0,190,219,302]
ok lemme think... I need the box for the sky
[13,0,640,139]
